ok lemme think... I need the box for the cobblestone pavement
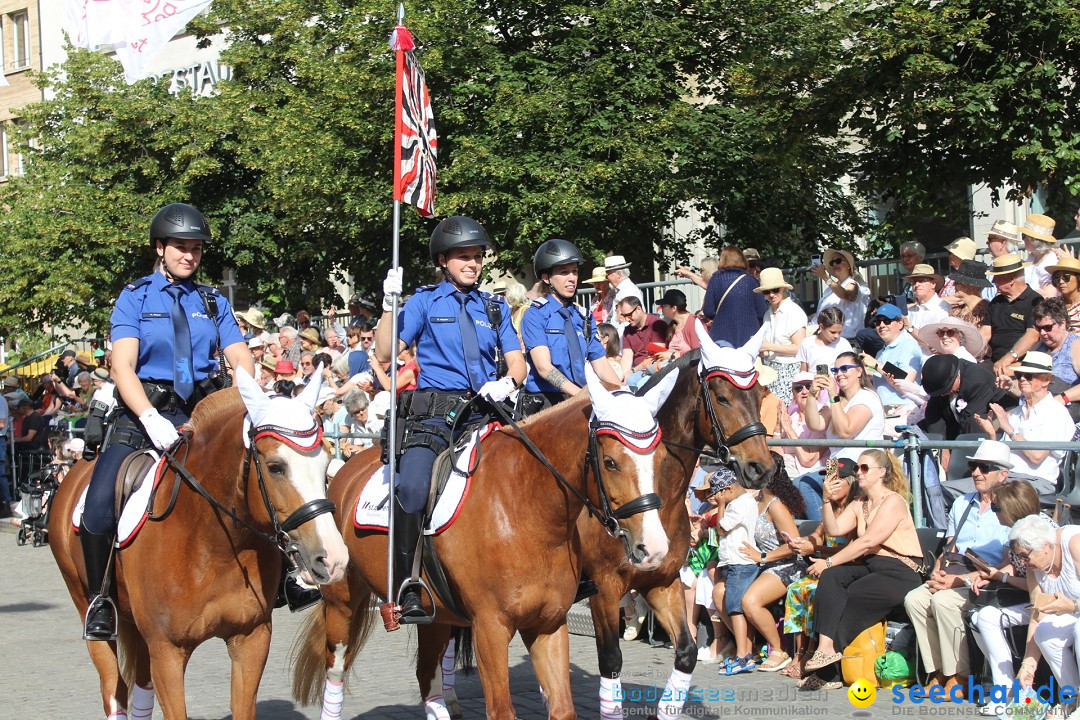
[1,524,975,718]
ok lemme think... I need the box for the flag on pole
[390,23,437,218]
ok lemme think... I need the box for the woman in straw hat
[754,268,807,404]
[809,248,870,341]
[918,318,985,363]
[974,351,1074,495]
[1046,256,1080,333]
[1020,214,1062,298]
[583,268,612,325]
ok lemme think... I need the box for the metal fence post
[904,432,924,528]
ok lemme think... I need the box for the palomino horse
[50,369,349,720]
[438,325,779,718]
[292,368,679,720]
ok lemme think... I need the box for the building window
[11,11,28,70]
[0,127,9,179]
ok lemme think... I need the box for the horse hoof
[444,688,463,719]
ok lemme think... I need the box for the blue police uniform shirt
[110,272,246,383]
[398,279,521,392]
[521,296,606,393]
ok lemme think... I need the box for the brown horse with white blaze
[292,367,679,720]
[582,324,777,718]
[437,325,779,718]
[50,369,348,720]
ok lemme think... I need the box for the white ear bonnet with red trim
[694,321,762,389]
[237,365,324,450]
[585,363,678,452]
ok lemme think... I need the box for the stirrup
[396,577,436,625]
[83,594,118,641]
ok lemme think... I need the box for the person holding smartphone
[803,352,884,464]
[869,303,924,422]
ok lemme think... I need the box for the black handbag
[971,581,1029,608]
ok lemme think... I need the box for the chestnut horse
[292,368,679,720]
[438,325,778,718]
[581,325,777,718]
[50,370,349,720]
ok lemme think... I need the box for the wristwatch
[1009,350,1020,359]
[825,557,832,568]
[760,551,767,565]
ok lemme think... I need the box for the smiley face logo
[848,678,876,708]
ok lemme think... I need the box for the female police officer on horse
[80,203,253,640]
[378,216,526,621]
[518,239,622,417]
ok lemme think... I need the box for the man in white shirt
[906,264,951,334]
[604,255,644,333]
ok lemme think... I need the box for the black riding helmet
[149,203,212,249]
[429,216,491,264]
[533,238,585,278]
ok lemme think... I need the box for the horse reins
[484,400,662,559]
[149,423,336,567]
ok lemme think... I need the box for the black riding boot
[275,556,322,612]
[80,523,116,640]
[574,572,599,603]
[393,501,429,622]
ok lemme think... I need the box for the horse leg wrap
[321,678,344,720]
[424,695,451,720]
[129,684,155,720]
[539,683,549,713]
[441,638,456,692]
[656,668,693,720]
[106,713,129,720]
[599,676,623,720]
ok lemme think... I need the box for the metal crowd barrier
[767,435,1080,528]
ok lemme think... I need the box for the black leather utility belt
[380,389,474,468]
[116,377,224,415]
[515,391,565,418]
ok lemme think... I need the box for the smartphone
[882,361,907,378]
[815,363,829,377]
[810,254,821,267]
[780,530,797,544]
[885,293,909,317]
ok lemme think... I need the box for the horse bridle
[662,367,768,468]
[153,423,336,573]
[485,401,662,561]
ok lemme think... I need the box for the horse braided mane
[187,386,245,434]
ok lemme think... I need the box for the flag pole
[386,1,406,615]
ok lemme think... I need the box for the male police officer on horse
[378,216,526,621]
[80,203,254,641]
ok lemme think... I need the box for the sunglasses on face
[829,258,846,266]
[763,288,783,295]
[619,309,638,319]
[359,336,374,342]
[792,383,812,392]
[936,328,960,338]
[873,316,898,326]
[1035,323,1058,333]
[1016,372,1041,381]
[1014,550,1033,561]
[856,464,883,474]
[831,364,860,374]
[1053,272,1077,283]
[968,462,1000,475]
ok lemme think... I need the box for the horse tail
[117,619,138,697]
[291,588,377,706]
[452,626,475,675]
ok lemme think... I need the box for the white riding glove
[139,408,180,451]
[478,377,516,404]
[382,267,403,312]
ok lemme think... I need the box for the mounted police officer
[518,239,622,602]
[518,238,622,417]
[378,216,526,621]
[80,203,254,641]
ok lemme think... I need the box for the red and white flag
[63,0,212,84]
[390,24,437,218]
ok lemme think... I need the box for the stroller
[15,461,66,547]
